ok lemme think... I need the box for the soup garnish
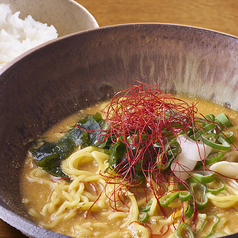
[25,82,238,237]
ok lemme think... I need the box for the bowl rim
[67,0,99,28]
[1,22,238,238]
[1,22,238,75]
[0,205,71,238]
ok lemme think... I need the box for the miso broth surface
[21,98,238,237]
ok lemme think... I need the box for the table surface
[1,0,238,237]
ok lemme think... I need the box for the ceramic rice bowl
[0,0,99,36]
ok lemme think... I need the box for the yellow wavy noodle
[27,146,155,237]
[28,208,41,219]
[131,222,150,237]
[40,210,78,228]
[25,144,238,237]
[21,98,238,237]
[148,197,158,216]
[121,192,139,228]
[105,211,128,220]
[216,215,230,235]
[28,167,53,186]
[207,193,238,208]
[207,179,238,209]
[103,231,121,238]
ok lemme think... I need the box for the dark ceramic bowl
[0,24,238,238]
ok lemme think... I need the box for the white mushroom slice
[171,153,197,180]
[177,135,212,161]
[210,161,238,178]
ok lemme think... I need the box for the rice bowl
[0,3,58,69]
[0,0,99,70]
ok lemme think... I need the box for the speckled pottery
[0,24,238,237]
[0,0,99,36]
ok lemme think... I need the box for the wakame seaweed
[30,113,106,180]
[30,111,155,183]
[106,139,145,183]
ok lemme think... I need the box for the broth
[21,95,238,238]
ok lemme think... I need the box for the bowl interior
[0,24,238,237]
[0,0,99,36]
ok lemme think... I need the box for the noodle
[26,144,238,237]
[25,146,148,237]
[21,93,238,238]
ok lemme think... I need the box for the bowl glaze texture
[0,24,238,237]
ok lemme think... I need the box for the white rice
[0,4,58,69]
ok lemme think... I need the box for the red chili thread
[152,225,170,237]
[100,81,200,191]
[82,81,220,233]
[84,82,200,212]
[88,182,99,196]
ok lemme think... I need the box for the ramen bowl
[0,0,99,37]
[0,24,238,237]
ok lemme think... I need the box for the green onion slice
[188,170,215,184]
[205,114,216,122]
[156,154,173,171]
[202,133,231,151]
[138,211,149,222]
[205,152,223,165]
[185,202,194,218]
[141,200,153,212]
[205,114,215,121]
[221,131,234,144]
[215,113,233,127]
[195,152,223,169]
[190,123,215,141]
[179,190,192,202]
[159,191,180,207]
[157,140,181,171]
[191,183,208,210]
[206,214,220,237]
[165,140,181,157]
[206,178,225,195]
[177,222,195,238]
[195,217,206,235]
[195,214,220,236]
